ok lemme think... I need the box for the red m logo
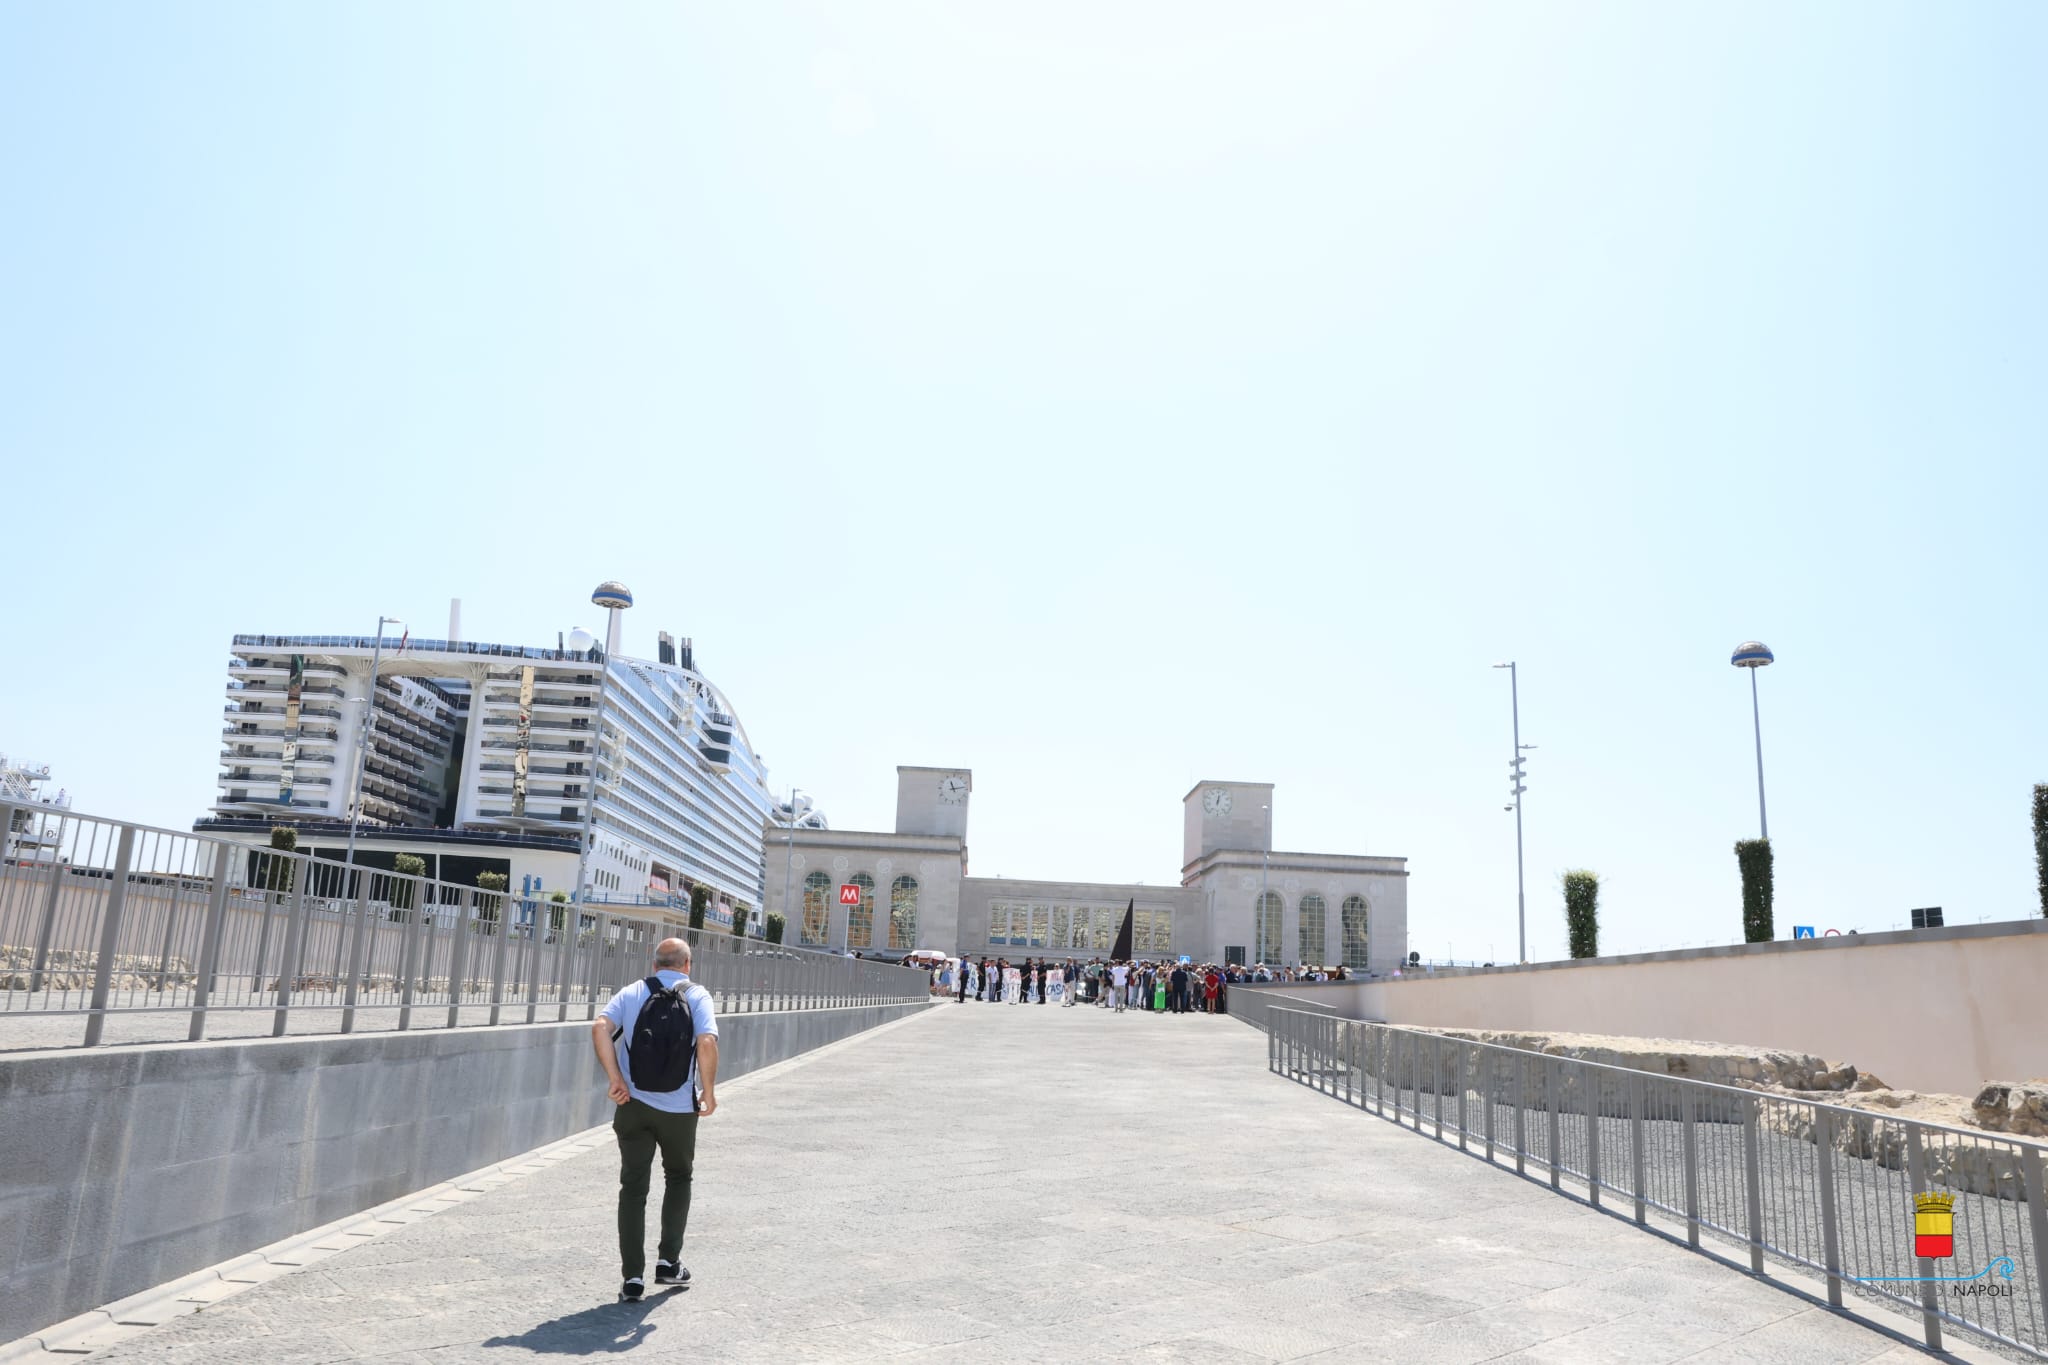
[839,883,860,905]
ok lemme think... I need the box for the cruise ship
[196,584,778,926]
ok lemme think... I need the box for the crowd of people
[926,957,1353,1012]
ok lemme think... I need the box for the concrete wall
[0,1001,927,1344]
[1300,920,2048,1097]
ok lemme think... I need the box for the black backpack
[622,976,697,1095]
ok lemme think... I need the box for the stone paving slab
[79,1002,1974,1364]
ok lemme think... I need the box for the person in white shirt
[1109,960,1130,1013]
[592,937,719,1303]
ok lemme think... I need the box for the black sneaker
[654,1260,690,1285]
[619,1277,644,1303]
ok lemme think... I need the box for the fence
[1261,1005,2048,1360]
[0,803,928,1050]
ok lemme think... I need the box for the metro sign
[839,883,861,906]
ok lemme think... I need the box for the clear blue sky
[4,4,2043,961]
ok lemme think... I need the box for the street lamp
[1731,641,1774,839]
[1492,662,1534,965]
[342,615,405,890]
[780,788,809,942]
[1260,803,1271,966]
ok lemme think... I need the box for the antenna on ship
[592,581,633,657]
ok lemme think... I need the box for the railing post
[1514,1053,1527,1175]
[487,898,511,1026]
[186,844,236,1041]
[1457,1043,1469,1151]
[445,889,473,1030]
[26,848,68,997]
[1742,1097,1766,1274]
[1904,1125,1944,1351]
[1813,1107,1843,1308]
[396,884,424,1031]
[1586,1065,1602,1207]
[1631,1073,1647,1224]
[2019,1144,2048,1349]
[339,885,373,1034]
[590,914,614,1020]
[271,877,310,1037]
[1484,1050,1496,1162]
[1681,1084,1700,1248]
[1432,1036,1444,1142]
[1546,1059,1562,1190]
[1374,1027,1385,1117]
[524,906,544,1025]
[82,825,138,1047]
[553,903,577,1022]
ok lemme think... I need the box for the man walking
[1034,959,1047,1004]
[956,958,969,1003]
[593,936,719,1304]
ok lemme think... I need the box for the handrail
[1259,1005,2048,1361]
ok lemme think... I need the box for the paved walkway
[90,1003,1950,1364]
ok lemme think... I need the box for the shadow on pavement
[481,1286,686,1354]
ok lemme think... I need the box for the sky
[3,3,2043,963]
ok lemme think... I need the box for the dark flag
[1110,898,1135,961]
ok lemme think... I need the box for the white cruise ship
[198,584,777,927]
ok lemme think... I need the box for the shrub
[732,904,751,938]
[264,826,298,893]
[2033,784,2048,919]
[1562,869,1600,959]
[765,911,785,945]
[475,870,507,924]
[688,884,709,932]
[1736,838,1774,942]
[391,853,425,915]
[548,888,569,937]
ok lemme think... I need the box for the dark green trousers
[613,1098,699,1279]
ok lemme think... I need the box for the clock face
[1203,788,1233,817]
[938,775,968,804]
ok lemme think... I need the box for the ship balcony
[227,660,288,677]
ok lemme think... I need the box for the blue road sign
[1793,926,1815,939]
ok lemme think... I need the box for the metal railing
[0,803,927,1051]
[1261,1005,2048,1360]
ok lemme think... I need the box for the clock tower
[1183,780,1273,868]
[895,766,972,839]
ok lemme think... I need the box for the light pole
[1492,662,1533,964]
[1731,641,1774,839]
[342,615,404,891]
[1260,802,1271,967]
[570,627,611,911]
[780,788,808,942]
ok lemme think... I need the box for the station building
[762,767,1409,972]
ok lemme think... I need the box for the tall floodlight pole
[342,615,404,889]
[572,583,634,912]
[781,788,807,939]
[1731,642,1775,839]
[1493,662,1531,964]
[1260,803,1272,966]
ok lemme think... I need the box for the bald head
[654,937,692,970]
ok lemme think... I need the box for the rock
[1971,1082,2048,1138]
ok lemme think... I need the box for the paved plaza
[82,1003,1962,1364]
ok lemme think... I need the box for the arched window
[1299,892,1327,966]
[1254,891,1283,965]
[1341,895,1370,969]
[846,872,875,949]
[888,876,920,949]
[801,871,830,946]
